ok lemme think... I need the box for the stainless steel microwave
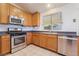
[9,16,24,25]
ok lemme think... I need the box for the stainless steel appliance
[9,16,24,25]
[58,32,77,56]
[8,28,26,53]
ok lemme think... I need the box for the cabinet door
[10,5,24,18]
[32,33,40,45]
[26,32,32,45]
[0,3,9,23]
[77,37,79,56]
[27,13,32,26]
[39,34,47,48]
[9,5,18,16]
[47,35,58,52]
[23,12,28,26]
[0,35,10,55]
[32,12,40,26]
[23,12,32,26]
[17,9,24,18]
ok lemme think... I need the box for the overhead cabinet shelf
[0,3,40,27]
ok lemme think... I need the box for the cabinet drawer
[1,35,10,39]
[47,34,57,37]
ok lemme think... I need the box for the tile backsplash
[51,23,62,30]
[22,27,33,31]
[0,24,33,31]
[0,25,8,31]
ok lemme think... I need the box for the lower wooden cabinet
[32,33,40,46]
[39,34,47,48]
[32,33,58,52]
[47,35,58,52]
[26,32,32,45]
[77,37,79,56]
[0,34,10,55]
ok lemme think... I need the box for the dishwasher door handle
[58,36,65,39]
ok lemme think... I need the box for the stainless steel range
[8,28,26,53]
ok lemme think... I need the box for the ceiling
[15,3,68,13]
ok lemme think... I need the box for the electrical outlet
[73,19,76,23]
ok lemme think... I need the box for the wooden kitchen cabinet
[39,34,47,48]
[17,9,24,18]
[32,12,40,26]
[26,32,32,45]
[77,37,79,56]
[23,12,28,26]
[32,33,40,46]
[23,12,32,26]
[27,13,32,26]
[9,5,17,16]
[32,33,58,52]
[47,35,58,52]
[0,34,10,55]
[39,34,58,52]
[0,3,24,24]
[0,3,10,23]
[9,4,24,18]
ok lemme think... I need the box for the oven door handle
[12,35,26,38]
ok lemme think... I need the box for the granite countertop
[25,30,77,36]
[0,30,78,36]
[0,31,8,36]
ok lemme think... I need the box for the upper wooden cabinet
[0,4,40,26]
[9,5,24,18]
[0,3,24,24]
[23,12,32,26]
[0,3,10,23]
[32,12,40,26]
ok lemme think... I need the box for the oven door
[11,35,26,48]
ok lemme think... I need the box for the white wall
[62,4,79,32]
[40,4,79,33]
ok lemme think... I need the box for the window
[43,15,52,30]
[42,12,62,30]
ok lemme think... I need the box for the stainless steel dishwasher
[58,32,77,56]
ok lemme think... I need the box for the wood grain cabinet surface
[39,34,48,48]
[0,3,24,24]
[26,32,32,45]
[0,4,40,26]
[47,34,58,52]
[9,5,24,18]
[0,3,10,23]
[77,37,79,56]
[0,34,10,55]
[23,12,32,26]
[32,33,40,46]
[32,12,40,26]
[32,33,58,52]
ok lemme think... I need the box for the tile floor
[7,45,61,56]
